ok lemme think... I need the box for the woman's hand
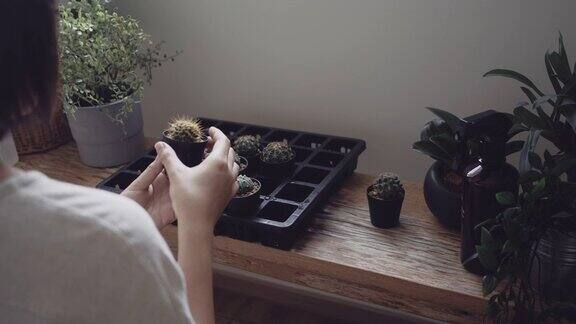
[156,127,239,232]
[121,156,176,229]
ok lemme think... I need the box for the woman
[0,1,238,323]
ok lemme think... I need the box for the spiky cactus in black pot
[233,135,261,172]
[227,175,262,216]
[162,117,207,167]
[260,141,296,177]
[367,173,405,228]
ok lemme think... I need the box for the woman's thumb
[155,142,184,178]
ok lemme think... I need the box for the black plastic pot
[162,131,207,167]
[260,159,296,178]
[237,156,248,174]
[367,187,404,229]
[243,153,260,173]
[227,179,262,216]
[423,161,462,229]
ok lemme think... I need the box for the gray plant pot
[66,99,145,167]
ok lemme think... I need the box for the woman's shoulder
[1,171,161,249]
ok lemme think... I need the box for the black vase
[367,189,404,229]
[162,131,207,167]
[227,179,261,216]
[423,161,462,229]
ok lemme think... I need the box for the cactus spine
[261,142,295,164]
[165,117,205,143]
[369,173,405,200]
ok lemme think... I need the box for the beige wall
[116,0,575,180]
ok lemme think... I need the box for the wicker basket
[12,109,72,155]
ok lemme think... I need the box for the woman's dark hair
[0,0,59,138]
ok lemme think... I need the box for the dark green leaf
[519,170,542,184]
[429,135,457,156]
[532,177,546,196]
[528,152,543,170]
[477,245,498,271]
[536,106,553,128]
[505,140,524,156]
[550,51,571,85]
[558,99,576,132]
[519,130,541,174]
[514,106,547,129]
[495,192,515,205]
[545,51,563,94]
[482,275,497,296]
[426,107,463,132]
[507,123,529,138]
[502,240,514,253]
[481,227,494,246]
[412,140,452,164]
[558,32,571,77]
[551,157,576,176]
[483,69,545,96]
[520,87,537,103]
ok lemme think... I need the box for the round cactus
[369,173,405,200]
[261,141,295,164]
[234,135,261,157]
[236,175,259,197]
[165,117,205,143]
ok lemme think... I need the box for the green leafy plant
[368,173,405,201]
[233,135,261,157]
[236,175,260,197]
[413,108,523,190]
[477,151,576,322]
[59,0,180,123]
[165,117,205,143]
[261,142,295,164]
[484,33,576,174]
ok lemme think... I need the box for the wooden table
[17,142,485,323]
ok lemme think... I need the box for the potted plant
[413,108,524,228]
[162,117,208,167]
[484,33,576,182]
[260,141,296,177]
[477,150,576,323]
[227,175,262,216]
[233,135,261,172]
[367,173,405,228]
[59,0,179,167]
[235,155,248,174]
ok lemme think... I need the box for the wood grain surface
[17,142,486,323]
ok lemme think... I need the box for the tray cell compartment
[127,157,155,173]
[295,135,327,149]
[293,148,313,163]
[218,122,243,138]
[257,202,298,223]
[309,152,344,168]
[265,130,298,143]
[324,138,358,154]
[275,184,315,203]
[293,167,330,184]
[103,172,138,190]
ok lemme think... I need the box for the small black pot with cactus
[162,117,208,167]
[260,141,296,178]
[235,155,248,174]
[227,175,262,216]
[367,173,405,228]
[233,135,261,172]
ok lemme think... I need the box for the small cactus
[369,173,405,200]
[234,135,261,157]
[165,117,205,143]
[236,175,259,197]
[261,142,295,164]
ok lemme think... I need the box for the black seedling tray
[96,118,366,249]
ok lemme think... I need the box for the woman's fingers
[155,142,185,179]
[126,156,163,190]
[232,162,240,178]
[227,148,236,169]
[207,127,231,159]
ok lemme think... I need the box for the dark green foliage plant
[484,33,576,173]
[59,0,180,124]
[477,151,576,322]
[368,173,405,201]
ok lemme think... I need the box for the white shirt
[0,171,194,324]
